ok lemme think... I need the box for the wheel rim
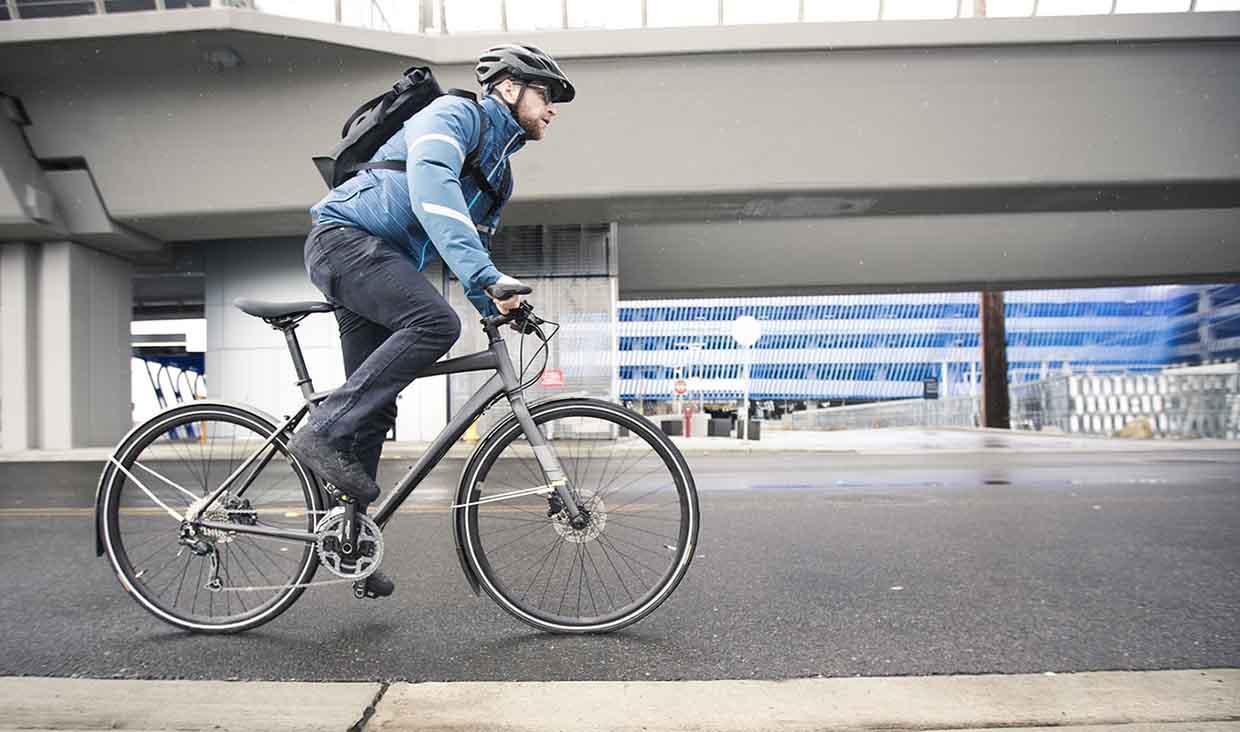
[466,405,695,629]
[104,409,318,628]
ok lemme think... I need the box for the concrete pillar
[0,240,131,450]
[38,242,132,448]
[980,290,1011,429]
[1,243,39,451]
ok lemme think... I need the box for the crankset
[314,506,384,581]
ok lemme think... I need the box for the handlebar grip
[485,282,533,301]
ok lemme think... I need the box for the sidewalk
[1,669,1236,731]
[2,427,1237,463]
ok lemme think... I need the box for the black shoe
[354,571,395,599]
[286,428,380,503]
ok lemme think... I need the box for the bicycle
[94,292,700,634]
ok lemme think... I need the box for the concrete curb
[1,670,1236,732]
[368,669,1240,731]
[0,677,381,732]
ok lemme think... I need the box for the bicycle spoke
[107,410,319,630]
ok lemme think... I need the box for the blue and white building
[617,285,1240,404]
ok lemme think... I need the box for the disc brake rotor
[552,487,606,544]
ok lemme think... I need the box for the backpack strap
[355,90,507,226]
[446,90,506,224]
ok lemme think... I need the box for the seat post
[282,325,316,399]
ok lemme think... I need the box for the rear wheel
[100,403,321,633]
[459,400,699,634]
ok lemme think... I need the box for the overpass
[1,7,1238,447]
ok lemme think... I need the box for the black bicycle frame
[193,317,575,545]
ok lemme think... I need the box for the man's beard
[518,112,544,141]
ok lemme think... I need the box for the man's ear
[496,78,518,104]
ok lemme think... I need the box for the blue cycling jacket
[311,93,525,315]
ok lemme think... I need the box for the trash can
[660,418,683,437]
[708,418,732,437]
[735,419,761,441]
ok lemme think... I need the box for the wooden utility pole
[980,291,1010,428]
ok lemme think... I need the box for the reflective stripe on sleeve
[409,133,465,164]
[422,202,474,228]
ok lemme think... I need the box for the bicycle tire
[457,399,699,634]
[99,402,321,633]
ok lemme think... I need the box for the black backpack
[312,66,501,207]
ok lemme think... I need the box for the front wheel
[457,399,699,634]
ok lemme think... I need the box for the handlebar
[482,301,544,334]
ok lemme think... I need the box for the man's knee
[424,304,461,346]
[444,309,463,342]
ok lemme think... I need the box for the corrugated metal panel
[481,224,612,278]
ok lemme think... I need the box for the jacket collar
[481,94,526,156]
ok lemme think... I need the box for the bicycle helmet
[476,44,576,103]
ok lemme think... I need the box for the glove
[485,274,532,314]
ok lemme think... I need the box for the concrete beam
[617,208,1240,298]
[0,95,67,239]
[43,169,164,254]
[0,13,1235,291]
[2,6,1237,58]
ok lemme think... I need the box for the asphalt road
[0,451,1237,682]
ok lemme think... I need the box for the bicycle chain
[210,508,380,593]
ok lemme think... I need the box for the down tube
[371,373,506,529]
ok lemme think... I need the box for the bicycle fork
[487,332,583,524]
[448,393,582,522]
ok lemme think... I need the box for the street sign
[673,379,688,396]
[731,315,761,348]
[539,368,565,387]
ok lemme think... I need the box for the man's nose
[547,105,558,117]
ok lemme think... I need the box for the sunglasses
[524,84,553,104]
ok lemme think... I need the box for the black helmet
[476,44,575,103]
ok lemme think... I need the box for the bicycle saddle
[233,298,336,320]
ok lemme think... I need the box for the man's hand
[485,274,532,314]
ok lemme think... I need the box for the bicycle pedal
[352,572,395,600]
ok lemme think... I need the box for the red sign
[673,379,688,396]
[539,368,565,387]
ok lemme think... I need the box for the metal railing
[4,0,1235,33]
[786,395,982,431]
[782,366,1240,439]
[1010,369,1240,439]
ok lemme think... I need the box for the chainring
[314,507,383,581]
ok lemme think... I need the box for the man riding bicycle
[288,44,576,598]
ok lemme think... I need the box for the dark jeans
[303,224,461,479]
